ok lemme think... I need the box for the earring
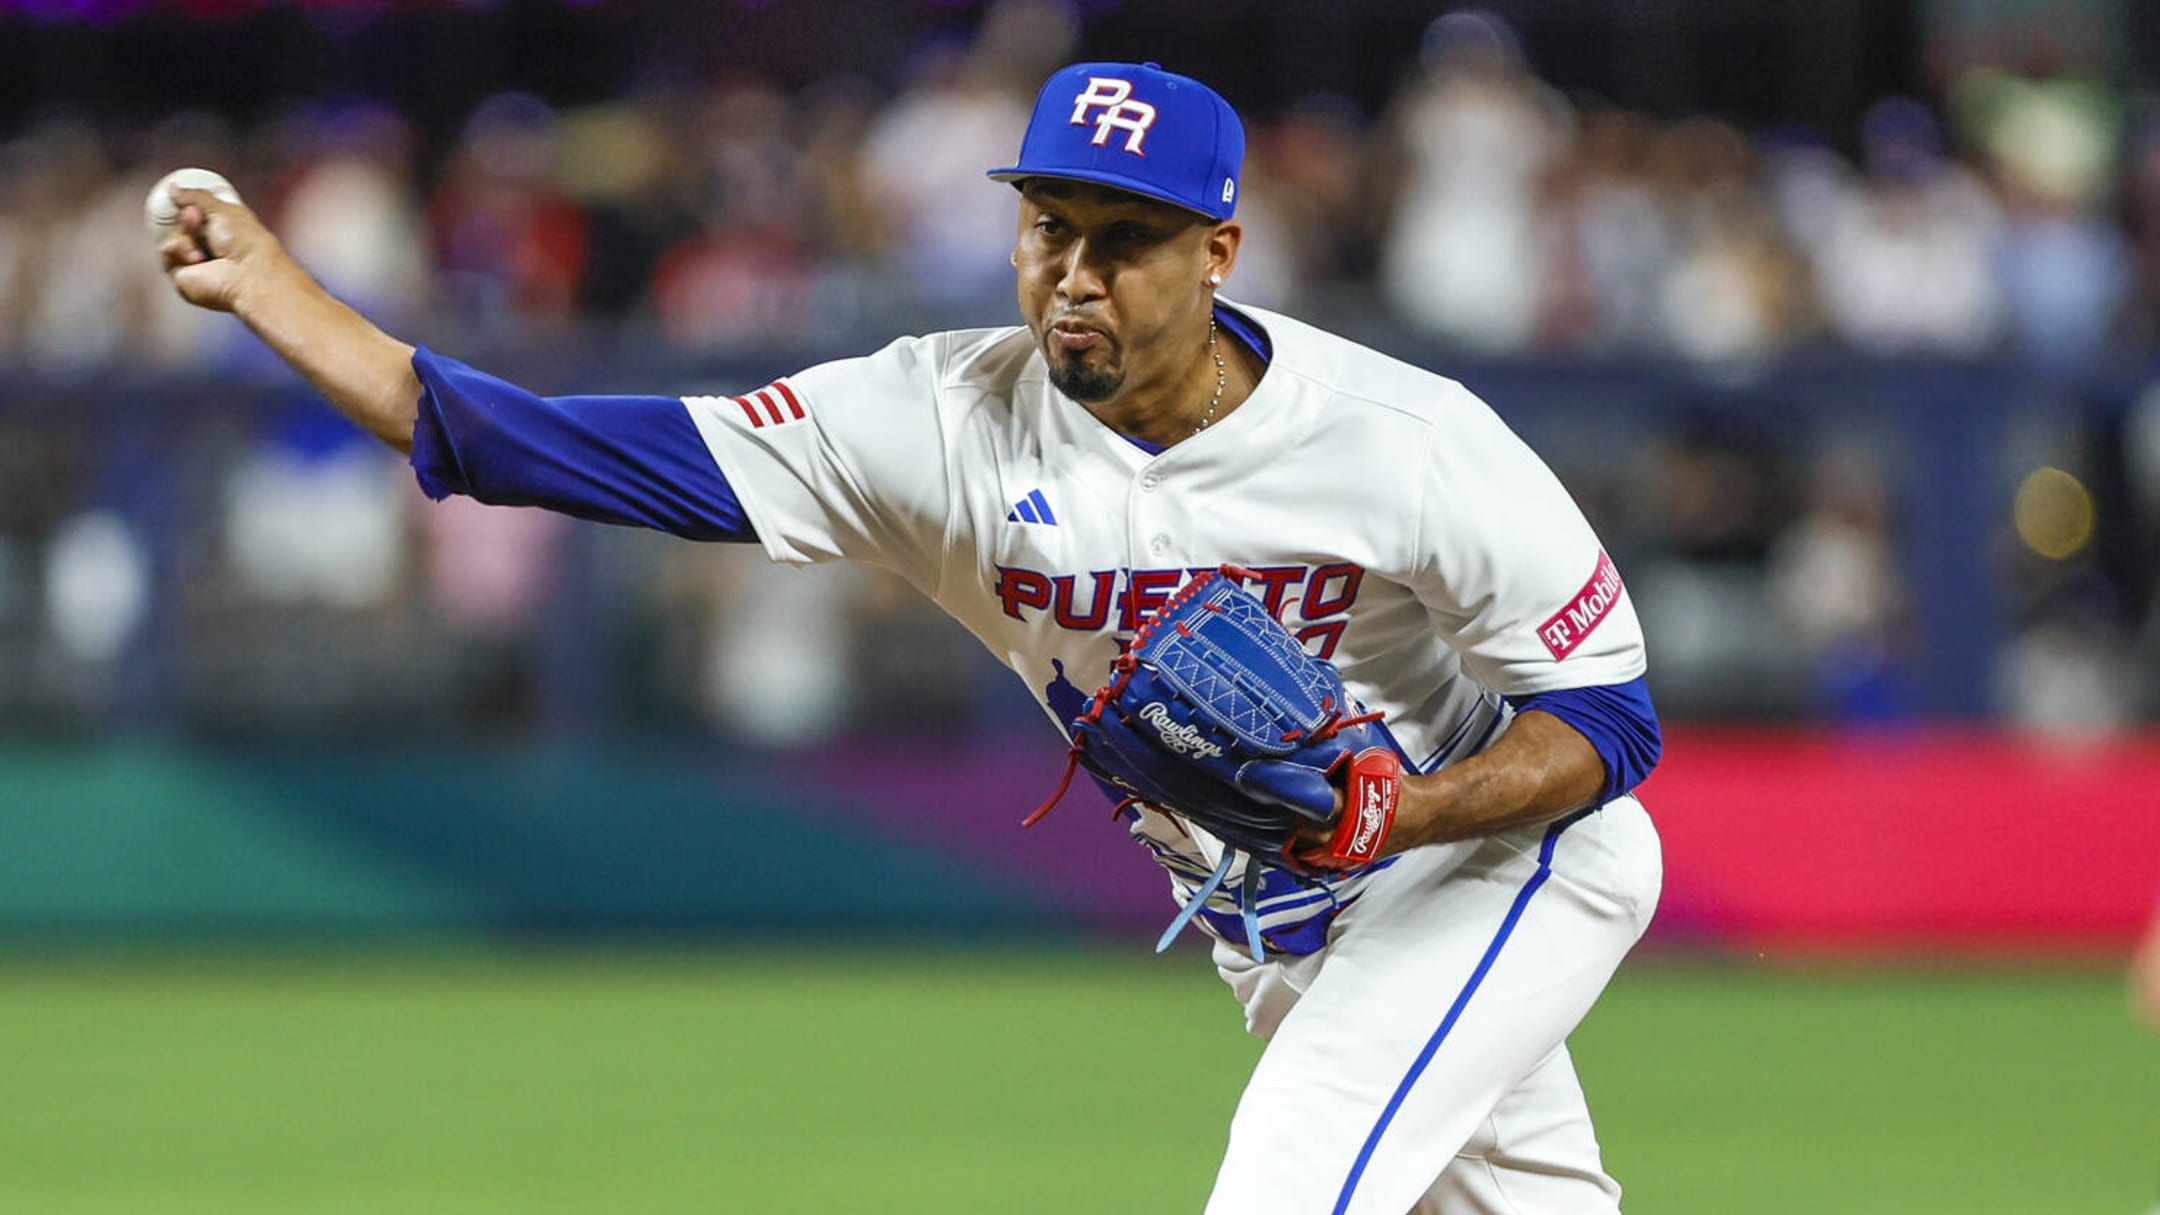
[1207,273,1222,286]
[1010,251,1019,266]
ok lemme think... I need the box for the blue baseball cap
[988,61,1244,221]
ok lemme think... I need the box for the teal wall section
[0,744,483,935]
[0,743,1061,940]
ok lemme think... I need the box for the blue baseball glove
[1026,567,1405,955]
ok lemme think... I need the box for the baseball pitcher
[158,61,1665,1215]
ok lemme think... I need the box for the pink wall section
[812,727,2160,949]
[1642,729,2160,949]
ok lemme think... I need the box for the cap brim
[986,165,1225,221]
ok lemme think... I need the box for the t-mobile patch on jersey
[1537,550,1624,660]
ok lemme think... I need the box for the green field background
[2,951,2152,1215]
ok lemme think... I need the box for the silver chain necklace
[1193,316,1227,437]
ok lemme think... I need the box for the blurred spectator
[0,22,2157,369]
[1650,120,1814,363]
[1234,94,1375,308]
[1760,128,1850,257]
[1959,69,2128,370]
[859,43,1023,313]
[656,544,862,746]
[1811,99,2004,355]
[274,103,431,332]
[1540,107,1672,350]
[2,11,2158,737]
[421,495,566,640]
[650,82,818,348]
[1378,11,1565,352]
[859,1,1071,317]
[420,494,569,730]
[556,100,695,321]
[794,77,886,267]
[44,508,149,666]
[1993,575,2138,737]
[2,117,135,369]
[222,406,407,610]
[1210,139,1299,310]
[1766,447,1913,718]
[1628,411,1813,716]
[428,93,590,339]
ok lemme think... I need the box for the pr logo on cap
[1069,77,1158,154]
[988,61,1246,221]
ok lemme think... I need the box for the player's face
[1014,181,1225,406]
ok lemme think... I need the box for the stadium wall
[4,728,2155,950]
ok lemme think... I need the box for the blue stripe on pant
[1330,810,1587,1214]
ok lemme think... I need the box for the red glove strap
[1324,747,1401,867]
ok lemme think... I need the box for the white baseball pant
[1203,796,1662,1215]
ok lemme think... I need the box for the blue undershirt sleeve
[408,345,756,542]
[1508,675,1661,804]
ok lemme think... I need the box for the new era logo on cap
[988,61,1245,221]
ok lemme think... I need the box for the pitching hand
[157,186,292,314]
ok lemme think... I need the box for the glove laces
[1154,846,1270,963]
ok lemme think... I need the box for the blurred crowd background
[4,15,2154,1211]
[3,0,2159,748]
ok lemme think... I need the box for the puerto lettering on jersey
[994,561,1364,657]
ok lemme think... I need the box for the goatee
[1048,358,1121,404]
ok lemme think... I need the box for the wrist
[231,248,312,326]
[1384,768,1463,853]
[1293,747,1402,871]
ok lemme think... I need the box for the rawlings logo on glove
[1339,752,1408,864]
[1139,702,1225,759]
[1025,566,1406,885]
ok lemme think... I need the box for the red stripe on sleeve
[773,380,805,420]
[756,390,786,426]
[734,397,763,427]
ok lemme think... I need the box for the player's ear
[1205,220,1241,289]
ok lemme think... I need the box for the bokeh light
[2012,465,2096,559]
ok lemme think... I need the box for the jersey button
[1149,536,1170,557]
[1140,473,1161,491]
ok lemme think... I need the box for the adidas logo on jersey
[1006,489,1058,526]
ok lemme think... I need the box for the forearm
[156,182,418,448]
[234,262,419,452]
[1383,710,1605,852]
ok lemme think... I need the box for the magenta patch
[1538,551,1624,660]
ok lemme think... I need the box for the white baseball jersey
[685,301,1644,941]
[680,301,1662,1214]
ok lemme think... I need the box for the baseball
[144,167,242,235]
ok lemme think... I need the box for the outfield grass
[1576,963,2160,1214]
[0,950,2151,1214]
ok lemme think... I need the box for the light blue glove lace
[1155,847,1270,963]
